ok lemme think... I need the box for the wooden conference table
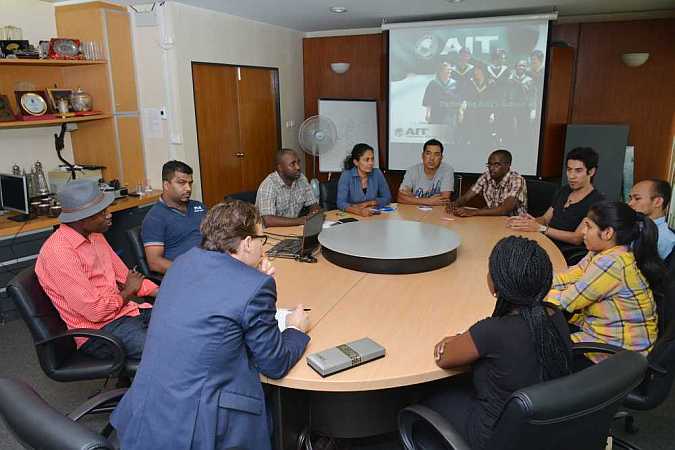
[264,204,567,393]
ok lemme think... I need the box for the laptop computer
[267,212,325,258]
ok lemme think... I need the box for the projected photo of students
[457,63,499,152]
[388,19,549,175]
[422,60,457,125]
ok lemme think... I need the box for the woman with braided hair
[546,201,667,367]
[426,236,573,450]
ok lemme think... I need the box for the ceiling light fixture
[329,6,348,13]
[446,0,464,3]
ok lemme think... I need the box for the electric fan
[298,115,337,198]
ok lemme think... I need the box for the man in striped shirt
[35,180,158,360]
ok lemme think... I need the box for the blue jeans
[81,308,152,360]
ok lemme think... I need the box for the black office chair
[525,177,558,218]
[573,278,675,435]
[319,178,339,211]
[225,191,257,204]
[665,238,675,277]
[0,377,125,450]
[398,350,646,450]
[7,266,138,385]
[125,226,163,284]
[561,245,589,266]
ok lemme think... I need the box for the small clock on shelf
[15,90,50,116]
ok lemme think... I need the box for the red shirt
[35,224,157,347]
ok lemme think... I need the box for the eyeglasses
[250,234,268,245]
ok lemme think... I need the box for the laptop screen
[301,213,325,255]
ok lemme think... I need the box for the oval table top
[263,204,567,392]
[318,219,461,259]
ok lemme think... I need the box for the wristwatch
[539,224,549,234]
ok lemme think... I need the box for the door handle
[233,152,245,158]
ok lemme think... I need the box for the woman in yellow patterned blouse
[546,201,667,365]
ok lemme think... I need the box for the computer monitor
[0,173,30,221]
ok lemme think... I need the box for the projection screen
[385,14,555,174]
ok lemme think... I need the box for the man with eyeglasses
[112,199,310,450]
[449,149,527,217]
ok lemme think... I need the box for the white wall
[0,0,75,176]
[129,14,169,190]
[159,1,305,201]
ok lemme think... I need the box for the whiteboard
[318,99,379,172]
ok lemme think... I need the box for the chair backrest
[666,242,675,278]
[125,226,152,277]
[320,178,339,211]
[625,277,675,410]
[225,191,257,204]
[525,178,558,218]
[0,378,115,450]
[7,265,75,378]
[486,350,647,450]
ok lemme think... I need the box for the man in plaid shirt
[450,149,527,217]
[255,149,320,227]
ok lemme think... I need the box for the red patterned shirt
[35,224,157,347]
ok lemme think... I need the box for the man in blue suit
[111,200,310,450]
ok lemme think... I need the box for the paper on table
[275,308,291,332]
[323,220,337,228]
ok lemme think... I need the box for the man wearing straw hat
[35,180,159,360]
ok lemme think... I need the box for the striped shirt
[545,245,658,362]
[35,224,157,348]
[470,170,527,216]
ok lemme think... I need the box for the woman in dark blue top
[336,143,391,217]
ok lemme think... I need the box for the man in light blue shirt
[628,179,675,260]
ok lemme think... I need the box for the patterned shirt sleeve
[545,253,621,312]
[503,173,525,199]
[256,178,277,216]
[470,172,488,195]
[550,256,590,293]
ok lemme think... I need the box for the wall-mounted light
[621,52,650,67]
[330,62,350,74]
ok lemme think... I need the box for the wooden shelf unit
[0,113,112,129]
[0,59,106,67]
[0,1,146,187]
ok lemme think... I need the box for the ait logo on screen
[395,127,429,137]
[414,35,438,59]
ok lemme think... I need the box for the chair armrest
[572,342,624,355]
[647,361,668,376]
[398,405,471,450]
[68,388,128,421]
[36,328,127,375]
[573,343,666,375]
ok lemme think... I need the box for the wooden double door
[192,63,281,207]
